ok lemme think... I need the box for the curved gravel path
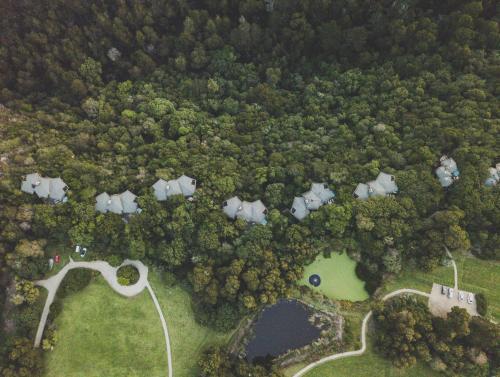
[33,258,173,377]
[292,288,430,377]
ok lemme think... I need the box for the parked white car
[467,293,474,304]
[459,291,465,301]
[448,288,454,298]
[441,285,448,295]
[75,245,81,253]
[80,247,87,258]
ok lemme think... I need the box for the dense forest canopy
[0,0,498,376]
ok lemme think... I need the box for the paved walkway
[292,289,430,377]
[445,247,458,290]
[34,258,173,377]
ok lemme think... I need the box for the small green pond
[299,253,369,301]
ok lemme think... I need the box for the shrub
[58,269,92,298]
[117,265,139,286]
[475,293,487,316]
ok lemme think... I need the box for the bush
[58,269,92,298]
[117,265,139,286]
[475,293,487,316]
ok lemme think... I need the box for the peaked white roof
[310,183,335,203]
[251,200,267,225]
[152,179,168,201]
[152,175,196,201]
[302,190,322,210]
[353,183,369,200]
[21,173,68,202]
[223,196,242,219]
[376,172,398,194]
[95,190,140,215]
[95,192,111,213]
[223,197,267,224]
[177,175,196,197]
[291,197,310,220]
[436,166,453,187]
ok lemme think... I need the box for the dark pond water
[245,299,321,363]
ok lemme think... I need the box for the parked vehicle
[80,247,87,258]
[441,285,448,295]
[459,291,465,301]
[448,288,454,298]
[467,293,474,304]
[75,245,81,253]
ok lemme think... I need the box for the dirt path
[34,258,173,377]
[292,289,430,377]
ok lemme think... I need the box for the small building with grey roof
[353,172,398,200]
[485,163,500,187]
[222,197,268,225]
[21,173,68,203]
[291,182,336,220]
[95,190,141,215]
[435,156,460,188]
[152,175,196,201]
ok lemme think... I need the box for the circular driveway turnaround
[33,257,173,377]
[292,289,430,377]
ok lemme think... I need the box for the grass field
[44,276,167,377]
[284,253,499,376]
[299,253,369,301]
[148,270,234,377]
[382,254,500,321]
[284,340,440,377]
[44,270,233,377]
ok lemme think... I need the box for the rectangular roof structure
[152,174,196,201]
[291,196,310,220]
[223,196,242,219]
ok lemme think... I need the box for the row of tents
[20,156,497,224]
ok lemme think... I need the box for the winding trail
[34,257,173,377]
[292,289,430,377]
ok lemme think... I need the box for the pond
[299,253,369,301]
[245,299,321,363]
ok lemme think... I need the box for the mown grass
[148,270,234,377]
[44,276,167,377]
[44,270,233,377]
[288,340,440,377]
[382,254,499,321]
[284,253,499,376]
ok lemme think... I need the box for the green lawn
[148,270,234,377]
[382,254,500,321]
[44,270,233,377]
[44,276,167,377]
[284,340,440,377]
[299,253,369,301]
